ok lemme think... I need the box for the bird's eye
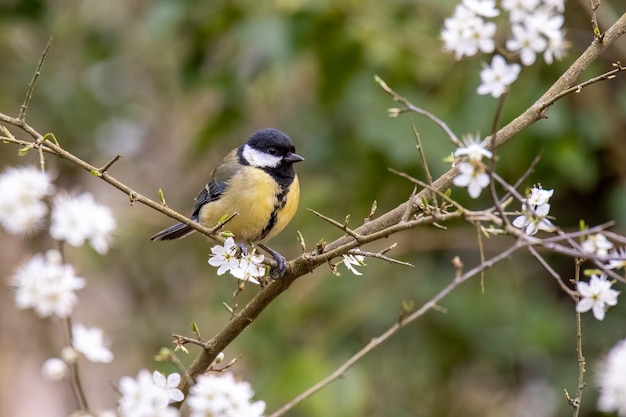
[267,147,278,155]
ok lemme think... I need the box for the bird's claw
[258,244,288,278]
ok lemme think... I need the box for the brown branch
[324,12,626,255]
[0,122,225,243]
[268,241,525,417]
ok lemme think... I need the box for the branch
[324,12,626,255]
[268,242,525,417]
[0,122,225,243]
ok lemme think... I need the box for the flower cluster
[0,165,117,253]
[503,0,567,66]
[452,134,492,198]
[208,237,266,285]
[597,338,626,416]
[118,370,184,417]
[441,0,568,97]
[187,372,265,417]
[576,274,619,321]
[581,234,626,275]
[3,164,119,404]
[512,186,555,235]
[12,250,85,318]
[442,0,500,60]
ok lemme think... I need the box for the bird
[151,128,304,277]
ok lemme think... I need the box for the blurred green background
[1,1,626,416]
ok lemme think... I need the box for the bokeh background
[1,1,626,416]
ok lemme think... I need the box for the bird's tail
[150,222,195,241]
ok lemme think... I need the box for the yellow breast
[197,168,299,243]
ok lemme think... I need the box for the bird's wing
[189,150,239,219]
[189,181,226,219]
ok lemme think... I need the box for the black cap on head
[247,128,296,154]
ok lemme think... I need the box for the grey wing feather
[151,153,237,241]
[190,180,227,218]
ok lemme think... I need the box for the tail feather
[150,222,195,241]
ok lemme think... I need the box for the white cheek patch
[242,144,282,168]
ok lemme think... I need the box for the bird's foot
[236,242,248,256]
[258,244,288,278]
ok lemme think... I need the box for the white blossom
[61,346,80,364]
[543,0,565,13]
[477,54,521,98]
[119,369,181,417]
[152,371,184,408]
[230,264,262,285]
[512,203,554,235]
[462,0,500,17]
[606,247,626,271]
[50,192,116,254]
[187,372,265,417]
[526,187,554,206]
[506,24,547,66]
[453,162,490,199]
[502,0,540,23]
[581,233,614,258]
[576,274,619,321]
[230,250,265,284]
[11,250,86,318]
[72,323,114,363]
[208,237,240,275]
[41,358,69,382]
[526,8,564,39]
[441,5,496,59]
[343,253,366,276]
[597,339,626,416]
[454,134,492,162]
[0,165,52,234]
[512,187,556,235]
[543,31,568,64]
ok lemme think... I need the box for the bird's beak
[284,152,304,163]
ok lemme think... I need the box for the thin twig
[388,168,465,213]
[350,248,414,267]
[411,123,437,208]
[306,208,363,239]
[539,62,625,112]
[172,333,208,349]
[96,153,122,175]
[588,0,603,40]
[528,245,577,297]
[18,37,53,122]
[565,263,586,416]
[64,318,90,411]
[375,75,462,146]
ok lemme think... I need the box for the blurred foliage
[1,0,626,416]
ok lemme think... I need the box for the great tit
[151,128,304,276]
